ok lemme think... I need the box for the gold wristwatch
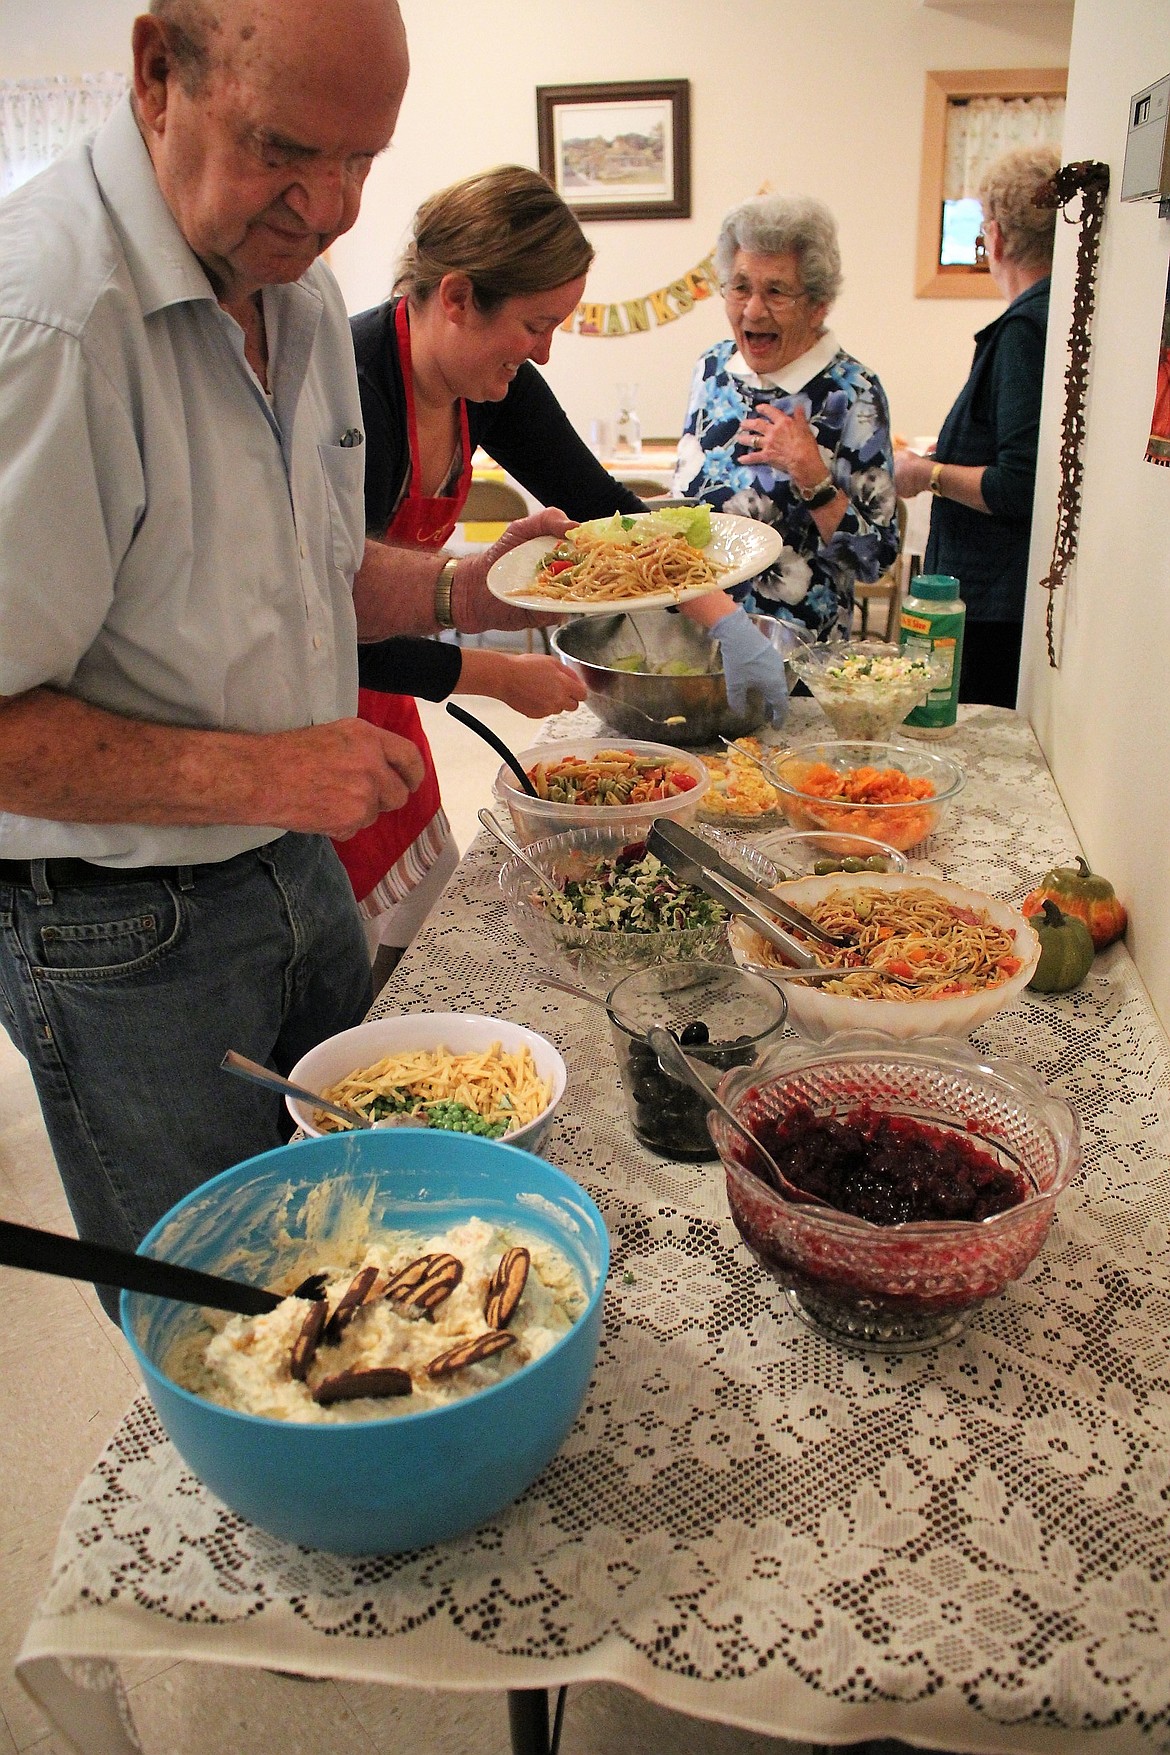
[929,462,945,497]
[434,556,458,630]
[797,473,837,510]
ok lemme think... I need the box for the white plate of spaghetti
[728,872,1041,1040]
[487,508,784,614]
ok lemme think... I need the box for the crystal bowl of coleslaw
[499,822,732,988]
[789,641,947,741]
[494,737,709,845]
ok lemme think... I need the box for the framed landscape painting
[536,80,691,221]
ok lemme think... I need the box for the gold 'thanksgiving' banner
[559,252,719,338]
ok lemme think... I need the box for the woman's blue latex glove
[709,607,789,725]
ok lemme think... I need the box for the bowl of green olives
[746,829,908,880]
[605,963,788,1160]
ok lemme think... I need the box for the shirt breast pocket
[317,441,367,580]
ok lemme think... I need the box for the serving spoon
[220,1050,378,1131]
[718,734,787,786]
[446,702,538,796]
[478,808,564,900]
[646,1028,828,1207]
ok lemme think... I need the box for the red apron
[334,299,473,906]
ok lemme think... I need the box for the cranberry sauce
[752,1102,1029,1224]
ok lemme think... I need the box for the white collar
[725,329,840,395]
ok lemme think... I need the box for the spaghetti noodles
[521,528,726,604]
[750,884,1024,1001]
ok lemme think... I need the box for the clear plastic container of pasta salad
[493,738,709,845]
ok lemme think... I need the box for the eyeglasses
[720,279,808,313]
[973,232,988,267]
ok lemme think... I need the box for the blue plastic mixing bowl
[122,1129,608,1554]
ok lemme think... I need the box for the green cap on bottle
[909,574,961,602]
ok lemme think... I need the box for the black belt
[0,857,208,890]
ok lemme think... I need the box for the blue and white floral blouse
[671,333,899,640]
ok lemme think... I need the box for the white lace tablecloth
[18,705,1170,1755]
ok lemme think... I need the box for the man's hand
[263,720,425,839]
[0,689,424,840]
[451,507,574,633]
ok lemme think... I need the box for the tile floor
[0,687,824,1754]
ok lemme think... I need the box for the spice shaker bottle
[899,574,965,737]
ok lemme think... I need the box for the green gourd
[1027,899,1095,993]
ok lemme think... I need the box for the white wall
[1,1,1072,439]
[1019,0,1170,1029]
[332,0,1073,442]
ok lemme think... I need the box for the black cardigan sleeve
[471,364,646,517]
[356,637,463,700]
[351,300,411,538]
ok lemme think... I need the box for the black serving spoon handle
[445,701,538,796]
[0,1218,285,1317]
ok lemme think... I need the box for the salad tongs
[647,819,848,947]
[646,820,824,969]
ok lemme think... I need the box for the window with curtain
[915,69,1067,300]
[0,72,128,198]
[941,94,1066,268]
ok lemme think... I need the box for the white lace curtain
[943,95,1065,201]
[0,72,128,198]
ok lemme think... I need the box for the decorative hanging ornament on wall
[558,252,720,336]
[1033,159,1111,668]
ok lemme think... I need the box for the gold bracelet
[434,557,458,630]
[929,462,944,497]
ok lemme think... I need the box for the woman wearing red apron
[337,298,471,960]
[339,294,587,971]
[344,167,791,974]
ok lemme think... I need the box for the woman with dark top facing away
[894,144,1060,707]
[348,166,789,970]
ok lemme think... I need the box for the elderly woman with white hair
[672,194,899,641]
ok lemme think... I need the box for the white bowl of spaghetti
[728,873,1040,1041]
[487,510,783,613]
[286,1015,567,1155]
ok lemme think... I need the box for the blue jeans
[0,834,372,1321]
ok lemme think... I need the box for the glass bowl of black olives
[606,962,788,1160]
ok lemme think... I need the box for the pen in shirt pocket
[340,428,364,447]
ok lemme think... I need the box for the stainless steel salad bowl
[551,612,812,747]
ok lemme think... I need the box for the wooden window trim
[915,67,1067,299]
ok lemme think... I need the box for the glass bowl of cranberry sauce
[709,1033,1080,1352]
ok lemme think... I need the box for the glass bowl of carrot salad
[764,739,964,852]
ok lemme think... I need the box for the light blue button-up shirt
[0,97,365,864]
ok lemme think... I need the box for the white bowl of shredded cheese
[287,1014,567,1154]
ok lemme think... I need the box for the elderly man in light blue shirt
[0,0,555,1319]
